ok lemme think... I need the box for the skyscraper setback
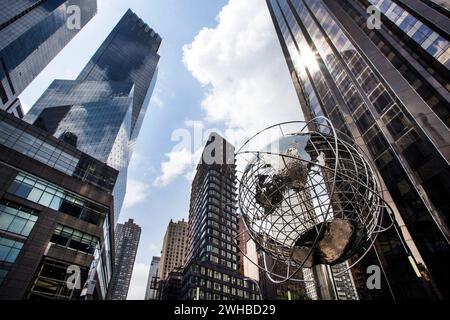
[266,0,449,299]
[24,9,162,221]
[110,219,141,300]
[0,0,97,118]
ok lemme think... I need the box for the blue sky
[20,0,302,299]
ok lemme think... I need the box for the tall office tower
[0,0,97,117]
[181,133,259,300]
[24,9,162,221]
[110,218,141,300]
[266,0,450,299]
[158,219,187,281]
[0,110,116,300]
[145,256,160,300]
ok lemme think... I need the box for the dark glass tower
[0,0,97,117]
[145,256,160,300]
[266,0,449,299]
[110,218,141,300]
[181,133,259,300]
[24,9,162,221]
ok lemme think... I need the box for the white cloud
[153,0,302,187]
[123,179,151,209]
[184,120,204,129]
[150,84,164,108]
[153,148,202,187]
[183,0,302,134]
[184,166,198,184]
[127,262,150,300]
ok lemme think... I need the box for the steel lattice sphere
[237,120,386,276]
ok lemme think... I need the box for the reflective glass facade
[267,0,450,299]
[50,224,99,254]
[26,80,135,164]
[76,10,161,145]
[0,93,118,193]
[368,0,449,66]
[0,237,23,263]
[145,256,160,300]
[0,0,97,115]
[25,10,161,221]
[0,200,38,237]
[8,172,108,226]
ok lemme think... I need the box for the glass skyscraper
[145,256,160,300]
[0,0,97,117]
[266,0,449,299]
[181,133,260,300]
[24,9,162,221]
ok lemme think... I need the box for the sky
[20,0,302,300]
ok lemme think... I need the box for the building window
[355,110,375,133]
[0,122,79,176]
[7,172,106,226]
[0,268,8,286]
[0,237,23,263]
[0,201,38,237]
[50,225,98,254]
[223,285,230,294]
[214,282,222,292]
[371,90,393,114]
[26,258,87,300]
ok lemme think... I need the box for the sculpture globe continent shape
[237,120,388,281]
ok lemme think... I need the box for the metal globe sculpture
[236,118,391,282]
